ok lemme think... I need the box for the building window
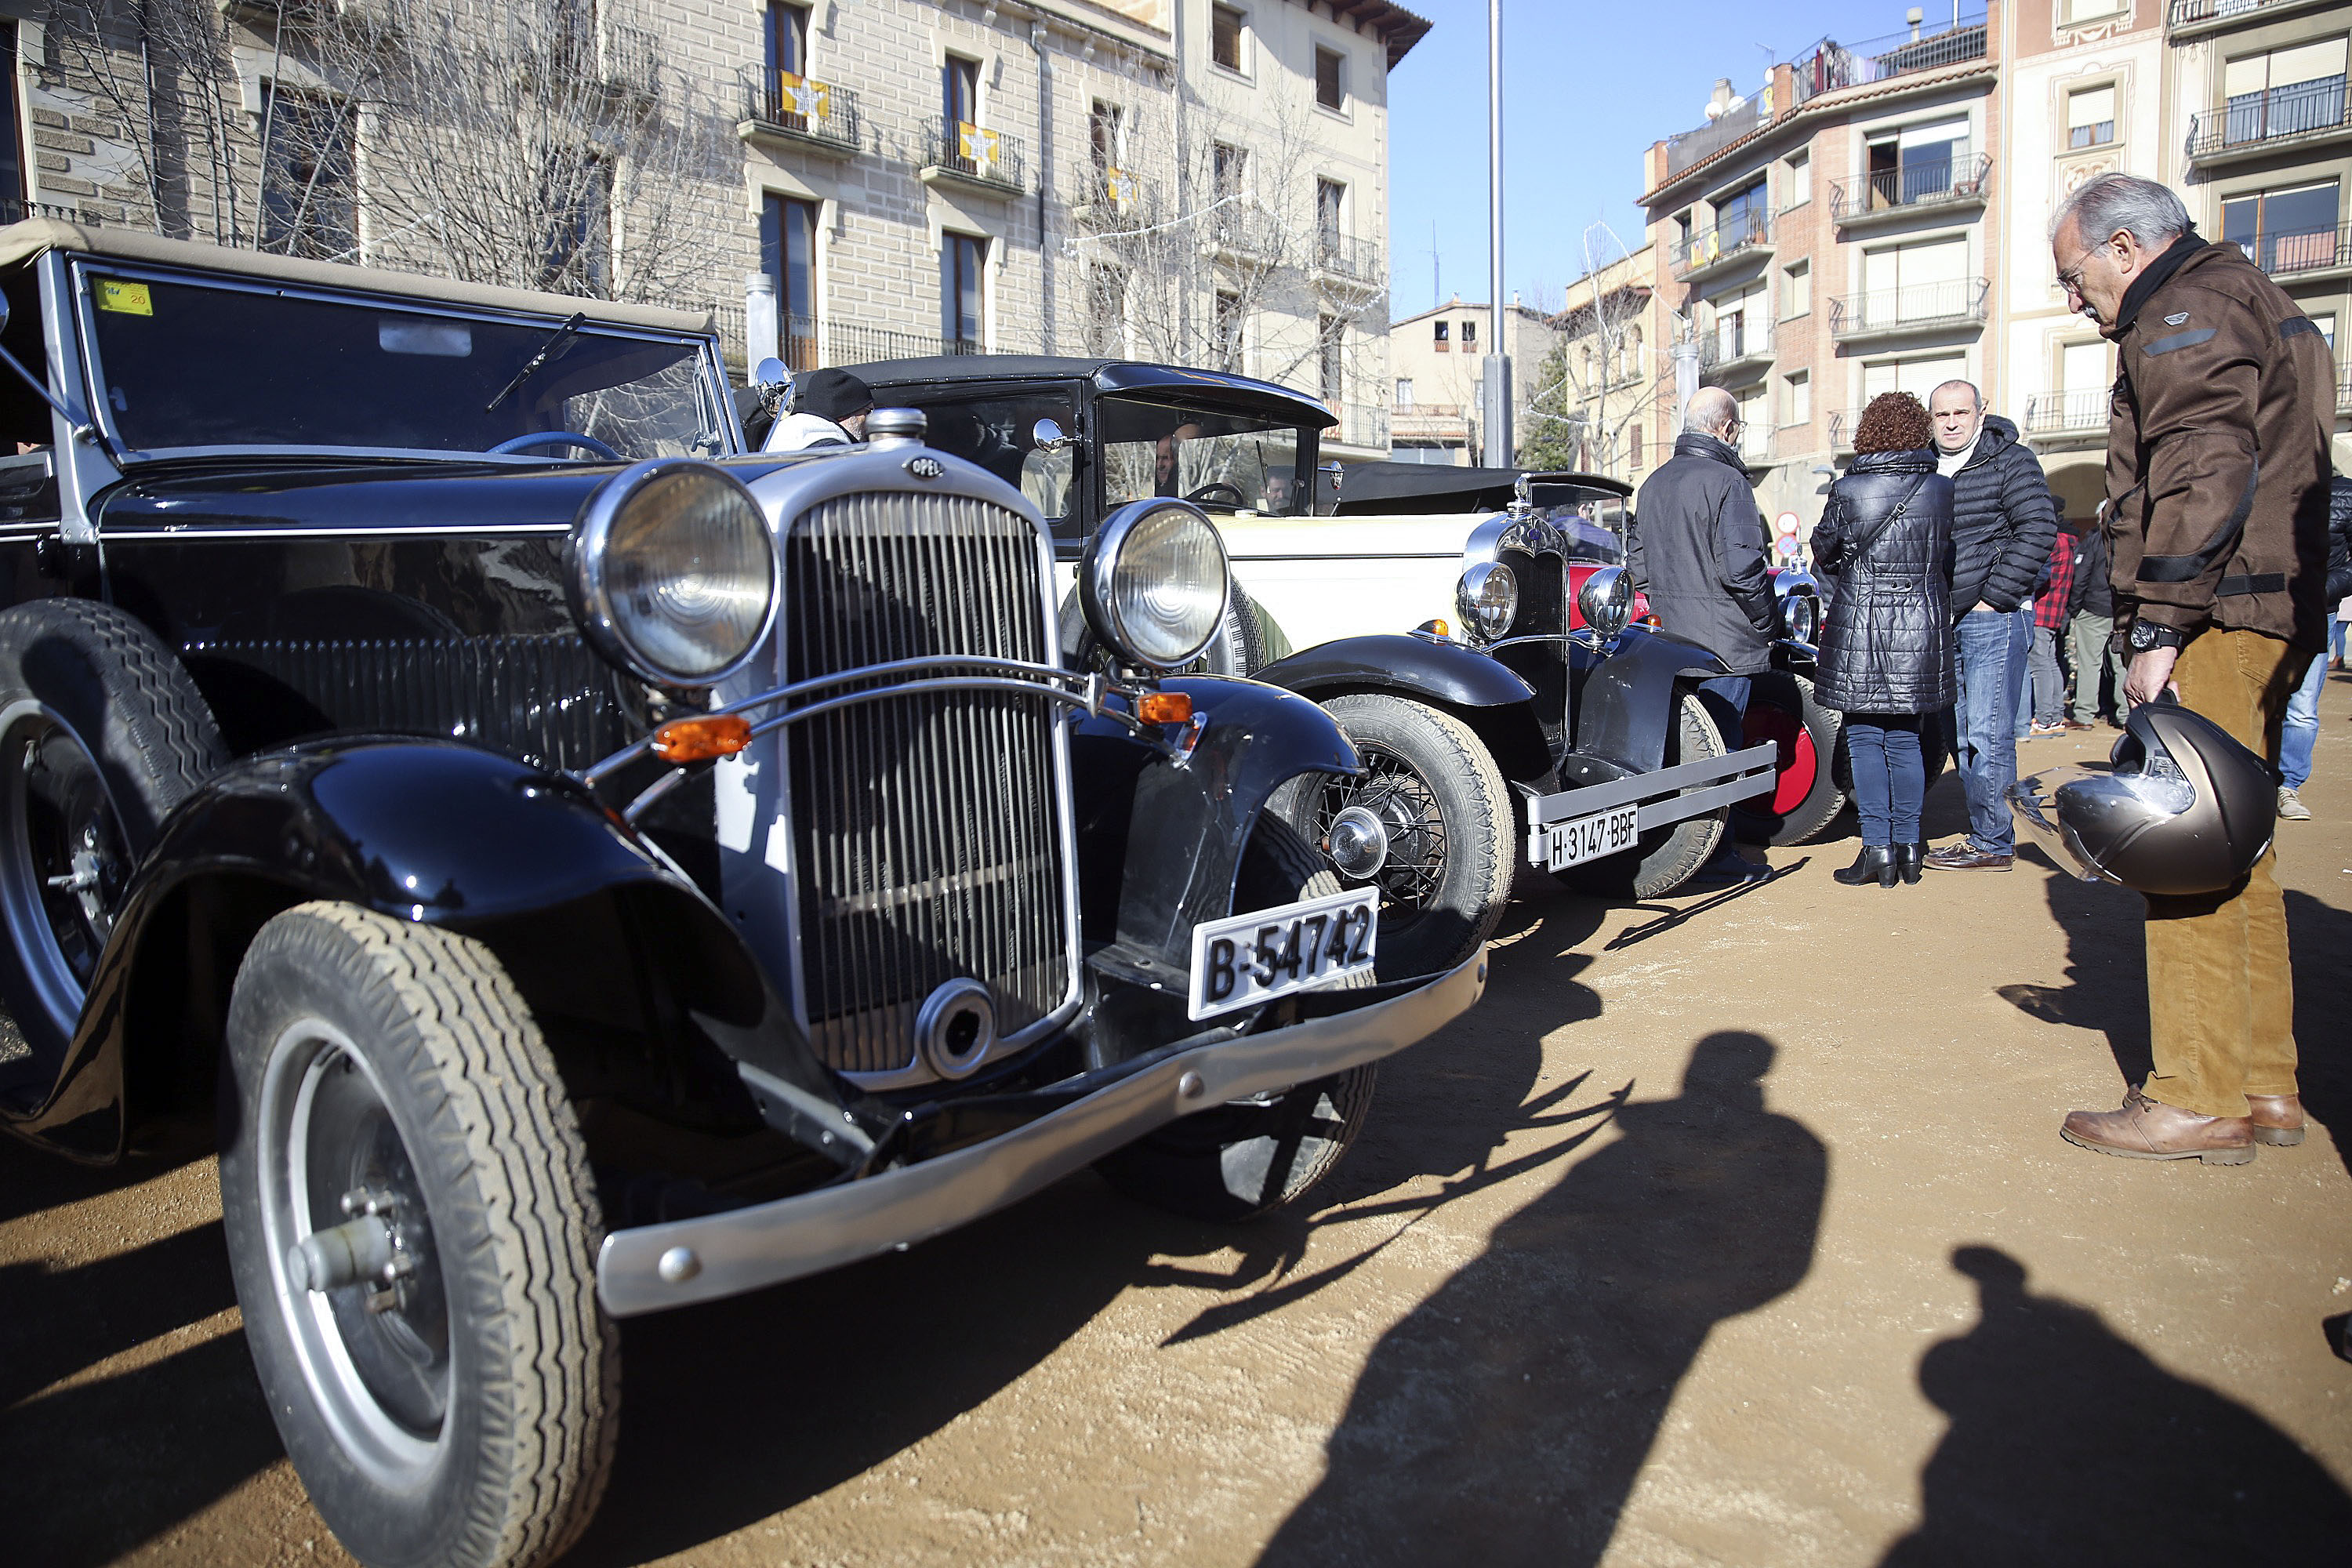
[1085,263,1126,355]
[1319,315,1344,405]
[1862,353,1968,402]
[1434,320,1450,352]
[1316,45,1345,111]
[1784,370,1809,426]
[1783,151,1810,210]
[2067,85,2116,149]
[2222,179,2340,274]
[1214,289,1243,370]
[766,2,809,77]
[1090,99,1123,175]
[2222,38,2348,147]
[0,22,24,214]
[2062,0,2125,20]
[760,193,820,368]
[1629,423,1643,468]
[1212,5,1246,74]
[1316,177,1345,252]
[1713,180,1767,245]
[1862,237,1969,325]
[259,85,358,261]
[943,53,980,129]
[536,155,612,294]
[1212,141,1248,202]
[1715,279,1765,361]
[1396,377,1414,407]
[1461,319,1478,353]
[2307,310,2337,351]
[1784,260,1810,318]
[942,232,985,350]
[1864,117,1967,210]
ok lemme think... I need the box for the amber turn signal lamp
[652,713,753,763]
[1415,618,1450,638]
[1136,691,1193,725]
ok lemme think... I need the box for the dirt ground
[7,675,2351,1567]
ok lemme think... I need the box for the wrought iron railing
[2169,0,2308,31]
[1697,321,1771,375]
[1208,201,1281,258]
[2339,358,2352,414]
[1336,403,1390,449]
[1315,231,1383,285]
[923,118,1026,192]
[2021,388,2111,436]
[2187,75,2350,159]
[741,69,862,153]
[1830,149,1991,221]
[1828,278,1990,338]
[1789,16,1989,106]
[1672,211,1770,275]
[2234,223,2351,278]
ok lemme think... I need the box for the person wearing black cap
[765,366,874,452]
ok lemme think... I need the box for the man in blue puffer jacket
[1922,382,2059,870]
[2275,475,2352,819]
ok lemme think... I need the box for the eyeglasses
[2055,244,2099,297]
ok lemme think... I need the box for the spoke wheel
[0,710,130,1033]
[1304,742,1450,919]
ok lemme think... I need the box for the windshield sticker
[379,320,474,357]
[96,280,152,316]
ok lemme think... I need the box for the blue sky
[1385,0,1954,315]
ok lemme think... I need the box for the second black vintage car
[0,221,1484,1568]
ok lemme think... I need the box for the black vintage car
[843,356,1777,977]
[0,223,1484,1568]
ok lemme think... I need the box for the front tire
[1095,815,1377,1222]
[1563,687,1728,898]
[218,903,616,1568]
[1276,692,1512,982]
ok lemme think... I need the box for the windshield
[78,266,726,459]
[1098,395,1308,516]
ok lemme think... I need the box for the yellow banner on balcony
[1105,167,1135,208]
[958,121,1000,170]
[778,71,831,120]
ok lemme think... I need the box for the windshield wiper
[485,312,586,412]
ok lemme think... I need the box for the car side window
[888,390,1081,537]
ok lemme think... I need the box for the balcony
[1331,403,1392,452]
[2234,223,2352,282]
[1828,407,1864,453]
[738,70,862,158]
[1207,201,1282,263]
[1671,212,1771,281]
[1697,323,1773,387]
[1831,148,1991,231]
[1313,230,1384,288]
[1069,158,1153,227]
[2021,387,2112,448]
[1790,15,1990,107]
[920,119,1025,196]
[2186,77,2352,170]
[2339,358,2352,415]
[1829,278,1989,343]
[2169,0,2341,40]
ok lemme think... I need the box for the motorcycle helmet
[2009,698,2274,896]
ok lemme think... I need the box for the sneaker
[2027,721,2066,739]
[2277,786,2312,821]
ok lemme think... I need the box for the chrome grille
[781,492,1073,1075]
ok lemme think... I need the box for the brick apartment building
[0,0,1425,459]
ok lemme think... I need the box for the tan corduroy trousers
[2142,627,2307,1119]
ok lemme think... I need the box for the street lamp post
[1481,0,1512,468]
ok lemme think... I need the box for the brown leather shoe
[1923,844,2013,871]
[2063,718,2096,731]
[2247,1093,2307,1147]
[2061,1087,2256,1164]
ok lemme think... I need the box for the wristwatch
[2127,620,2187,653]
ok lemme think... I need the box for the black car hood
[96,452,810,533]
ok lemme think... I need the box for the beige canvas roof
[0,219,715,336]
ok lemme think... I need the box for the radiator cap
[866,407,927,448]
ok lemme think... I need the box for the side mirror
[1577,564,1634,641]
[752,356,790,416]
[1031,416,1074,453]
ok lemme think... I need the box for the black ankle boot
[1834,846,1896,887]
[1893,843,1924,885]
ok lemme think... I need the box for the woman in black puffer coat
[1811,392,1957,887]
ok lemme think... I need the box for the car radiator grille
[781,492,1073,1076]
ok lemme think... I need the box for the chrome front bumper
[595,946,1490,1316]
[1517,741,1777,866]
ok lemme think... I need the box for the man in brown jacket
[2046,174,2332,1163]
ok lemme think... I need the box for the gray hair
[2051,172,2190,249]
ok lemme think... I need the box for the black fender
[1254,633,1552,785]
[1068,675,1356,985]
[1770,637,1820,680]
[9,738,839,1160]
[1570,625,1731,777]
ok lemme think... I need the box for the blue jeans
[1846,714,1926,847]
[2281,648,2325,789]
[2012,601,2036,739]
[1955,608,2028,854]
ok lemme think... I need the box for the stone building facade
[0,0,1425,459]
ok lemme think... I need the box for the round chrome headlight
[1783,590,1820,645]
[572,459,776,686]
[1082,500,1231,670]
[1456,561,1518,641]
[1577,564,1634,640]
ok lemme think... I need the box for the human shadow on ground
[1255,1030,1825,1568]
[0,1138,276,1566]
[1881,1246,2352,1564]
[570,898,1605,1566]
[2002,869,2351,1178]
